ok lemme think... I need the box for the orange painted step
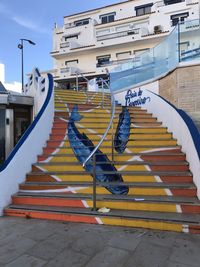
[5,205,200,233]
[12,195,200,214]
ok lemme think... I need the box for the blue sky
[0,0,120,83]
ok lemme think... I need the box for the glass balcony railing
[96,29,139,41]
[96,58,135,68]
[110,20,200,93]
[180,20,200,62]
[110,24,179,92]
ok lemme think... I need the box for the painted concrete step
[55,89,110,93]
[19,181,196,197]
[26,172,193,184]
[42,147,182,157]
[47,137,176,146]
[12,193,200,214]
[20,181,195,188]
[16,192,198,203]
[38,152,186,162]
[33,161,189,172]
[54,98,111,103]
[55,109,148,117]
[54,94,111,100]
[54,113,155,120]
[53,117,158,124]
[35,160,188,166]
[27,170,192,177]
[45,139,177,147]
[50,127,169,134]
[5,205,200,233]
[48,133,174,142]
[54,98,110,104]
[42,147,182,155]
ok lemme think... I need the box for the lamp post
[18,39,36,93]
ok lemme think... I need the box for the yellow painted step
[75,187,167,196]
[35,164,148,172]
[86,200,177,213]
[101,217,183,232]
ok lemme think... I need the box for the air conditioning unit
[154,25,162,34]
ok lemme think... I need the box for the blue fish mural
[68,105,129,195]
[114,107,131,153]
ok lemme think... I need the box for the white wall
[114,81,159,106]
[115,86,200,199]
[53,0,199,81]
[0,71,54,215]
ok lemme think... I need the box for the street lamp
[18,39,36,93]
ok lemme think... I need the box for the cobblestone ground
[0,217,200,267]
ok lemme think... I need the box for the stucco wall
[159,64,200,113]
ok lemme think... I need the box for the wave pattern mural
[68,105,129,195]
[114,107,131,153]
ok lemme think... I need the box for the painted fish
[114,107,131,153]
[68,105,129,195]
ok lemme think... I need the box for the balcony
[96,29,139,41]
[60,67,80,77]
[65,18,92,29]
[96,58,134,68]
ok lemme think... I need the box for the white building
[0,63,22,93]
[51,0,200,89]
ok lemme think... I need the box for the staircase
[5,89,200,233]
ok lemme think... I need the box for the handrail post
[102,80,105,108]
[92,153,97,211]
[76,72,79,91]
[178,22,181,62]
[111,120,114,162]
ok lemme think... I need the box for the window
[65,60,78,67]
[100,12,116,24]
[97,55,111,66]
[171,12,189,26]
[64,35,78,42]
[74,18,90,27]
[116,51,131,60]
[135,3,153,16]
[164,0,184,5]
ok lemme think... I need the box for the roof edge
[64,0,133,19]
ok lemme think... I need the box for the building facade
[51,0,199,89]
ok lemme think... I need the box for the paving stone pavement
[0,217,200,267]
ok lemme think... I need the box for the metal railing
[75,72,109,108]
[82,79,115,210]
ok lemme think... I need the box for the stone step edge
[21,181,195,188]
[14,193,200,205]
[5,205,200,226]
[27,170,192,176]
[38,152,185,157]
[43,145,180,150]
[34,161,189,166]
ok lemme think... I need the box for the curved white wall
[115,87,200,199]
[0,72,54,215]
[142,90,200,198]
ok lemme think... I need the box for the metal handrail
[83,79,115,167]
